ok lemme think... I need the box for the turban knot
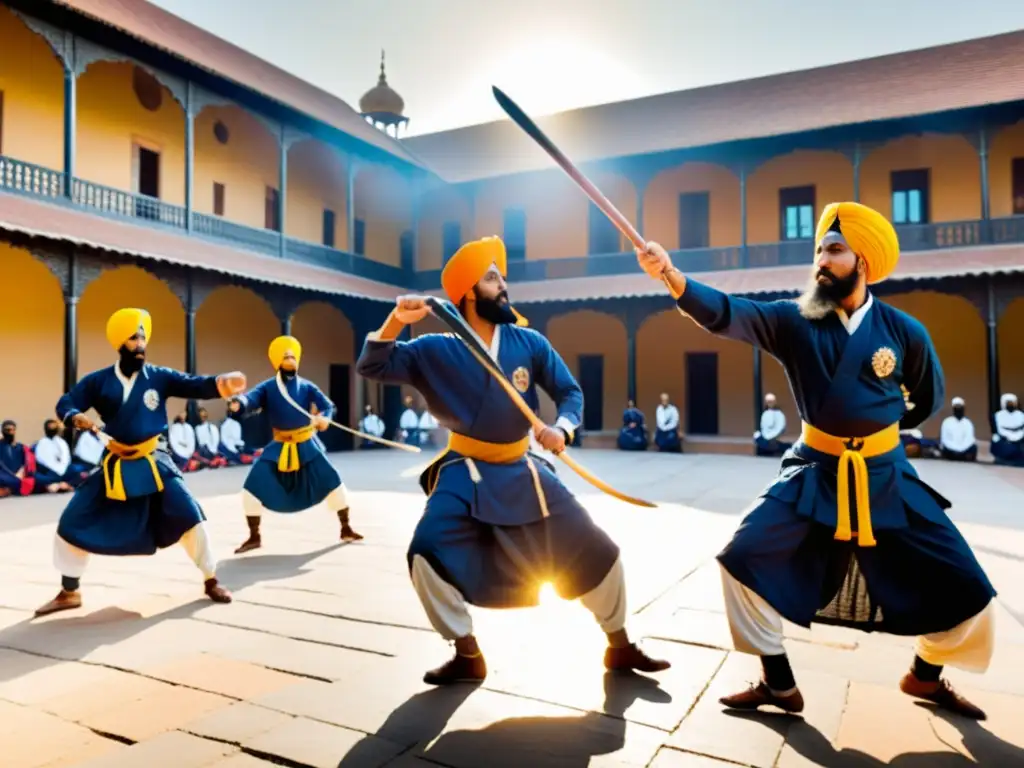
[815,202,900,284]
[106,308,152,351]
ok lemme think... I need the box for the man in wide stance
[357,236,670,685]
[637,202,995,719]
[35,308,246,616]
[231,335,361,553]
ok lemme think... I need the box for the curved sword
[273,374,421,453]
[424,297,656,508]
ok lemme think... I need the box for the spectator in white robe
[991,393,1024,466]
[939,397,977,462]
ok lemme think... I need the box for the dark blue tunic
[0,442,32,494]
[357,324,620,609]
[618,408,648,451]
[236,375,343,513]
[677,280,995,636]
[55,364,221,557]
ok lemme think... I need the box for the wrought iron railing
[72,177,188,229]
[192,211,280,256]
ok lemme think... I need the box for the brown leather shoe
[423,653,487,685]
[899,673,986,720]
[720,681,805,713]
[34,589,82,617]
[234,535,262,554]
[604,643,672,673]
[340,524,364,542]
[204,578,233,603]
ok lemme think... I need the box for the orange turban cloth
[106,308,152,351]
[268,335,302,370]
[815,202,900,284]
[441,236,528,326]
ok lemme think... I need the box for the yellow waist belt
[800,421,901,548]
[274,425,316,472]
[103,435,162,502]
[447,433,530,464]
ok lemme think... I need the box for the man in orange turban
[357,236,670,686]
[635,203,994,720]
[35,308,248,617]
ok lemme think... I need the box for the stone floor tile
[246,716,404,768]
[140,653,306,700]
[71,731,235,768]
[183,701,296,744]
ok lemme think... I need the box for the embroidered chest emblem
[871,347,897,379]
[142,389,160,412]
[512,366,530,393]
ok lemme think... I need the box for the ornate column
[346,159,357,252]
[986,274,1001,428]
[752,347,763,432]
[184,82,195,231]
[185,273,199,423]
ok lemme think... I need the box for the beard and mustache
[796,265,861,320]
[471,288,518,325]
[118,345,146,375]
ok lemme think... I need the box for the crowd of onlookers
[616,391,1024,467]
[5,387,1019,502]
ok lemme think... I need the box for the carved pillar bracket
[190,85,234,116]
[12,11,73,67]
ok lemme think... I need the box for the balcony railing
[0,154,407,286]
[3,155,1023,293]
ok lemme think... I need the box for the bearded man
[357,236,670,686]
[636,202,995,720]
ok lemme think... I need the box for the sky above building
[150,0,1024,137]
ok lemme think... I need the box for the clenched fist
[311,414,330,432]
[71,413,96,432]
[534,425,566,454]
[394,295,431,325]
[217,371,247,399]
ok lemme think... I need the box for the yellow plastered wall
[0,244,64,442]
[884,291,988,439]
[291,301,355,424]
[547,311,627,431]
[0,7,65,169]
[987,122,1024,218]
[77,265,186,422]
[285,140,348,246]
[472,171,635,262]
[636,310,754,437]
[418,186,472,271]
[353,165,411,267]
[746,151,854,244]
[860,135,980,222]
[644,162,742,249]
[76,61,186,203]
[996,299,1024,418]
[194,105,279,229]
[196,286,279,420]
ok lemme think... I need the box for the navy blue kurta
[54,364,221,556]
[236,375,344,513]
[356,323,620,608]
[677,280,995,636]
[618,408,648,451]
[0,442,33,494]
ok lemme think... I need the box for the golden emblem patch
[871,347,897,378]
[512,366,530,393]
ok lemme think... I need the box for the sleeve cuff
[554,415,577,441]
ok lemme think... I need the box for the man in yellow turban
[228,335,362,554]
[356,236,670,686]
[634,204,994,720]
[35,307,248,617]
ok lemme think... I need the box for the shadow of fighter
[33,307,247,617]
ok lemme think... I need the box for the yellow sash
[273,425,316,472]
[447,433,530,464]
[102,436,163,501]
[800,422,900,547]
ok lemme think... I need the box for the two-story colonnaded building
[3,0,1024,449]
